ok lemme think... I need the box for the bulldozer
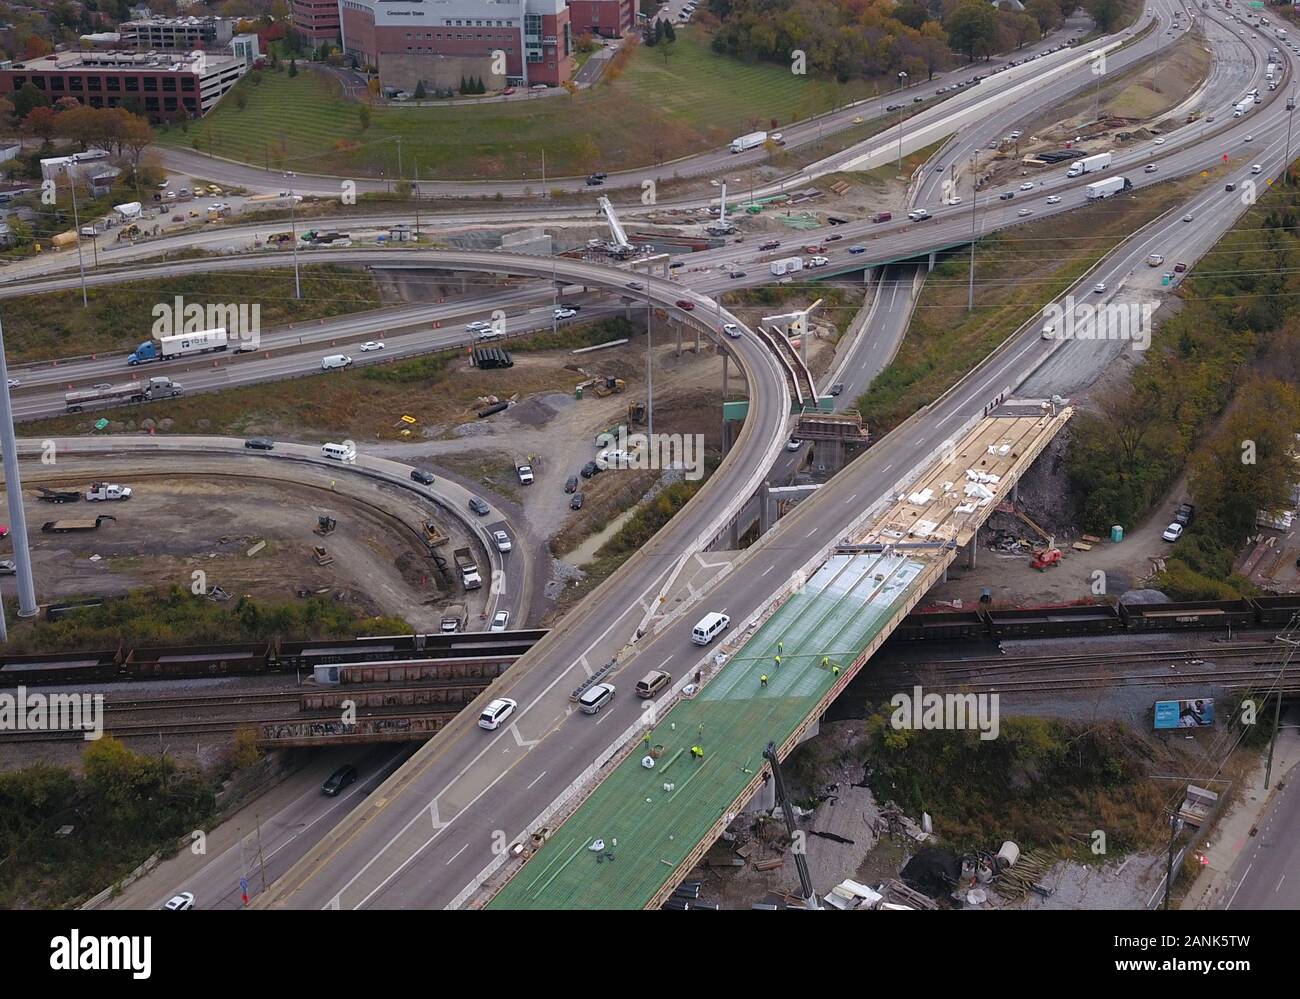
[314,515,337,536]
[312,545,334,567]
[593,377,626,398]
[627,401,647,424]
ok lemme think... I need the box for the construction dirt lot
[5,456,482,633]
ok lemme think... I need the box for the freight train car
[0,650,120,686]
[1118,599,1256,632]
[123,643,274,679]
[985,603,1122,639]
[300,682,486,712]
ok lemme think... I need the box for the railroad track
[100,691,301,713]
[859,665,1293,696]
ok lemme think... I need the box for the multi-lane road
[14,0,1291,910]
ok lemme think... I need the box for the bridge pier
[741,717,819,816]
[928,250,937,272]
[722,350,729,398]
[758,480,775,535]
[695,325,701,355]
[966,525,978,569]
[676,324,682,357]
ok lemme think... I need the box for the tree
[12,83,50,121]
[945,2,998,61]
[574,133,600,172]
[288,58,298,77]
[21,106,58,146]
[1084,0,1124,33]
[358,104,371,129]
[894,1,930,29]
[1012,12,1040,48]
[414,80,426,99]
[236,90,248,110]
[663,20,676,42]
[119,111,154,192]
[1026,0,1063,33]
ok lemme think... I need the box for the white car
[1183,213,1194,222]
[1161,522,1184,542]
[1041,324,1056,340]
[808,255,829,267]
[1251,163,1263,174]
[6,378,17,388]
[554,307,578,320]
[1009,129,1022,139]
[1046,195,1061,204]
[1144,164,1158,173]
[1245,134,1254,142]
[493,530,512,553]
[359,340,384,351]
[478,697,517,729]
[786,438,803,452]
[466,320,491,331]
[943,196,963,206]
[1153,137,1165,145]
[1019,181,1034,191]
[1017,208,1032,216]
[162,892,195,911]
[1093,282,1106,294]
[722,323,741,339]
[490,610,510,632]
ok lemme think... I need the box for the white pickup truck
[86,482,132,501]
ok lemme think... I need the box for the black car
[410,468,435,485]
[999,191,1015,201]
[580,460,599,479]
[570,492,584,510]
[585,175,604,185]
[564,475,579,494]
[592,171,608,180]
[468,497,490,516]
[759,240,781,251]
[244,437,274,450]
[322,764,357,796]
[830,383,844,397]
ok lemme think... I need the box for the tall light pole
[967,151,979,312]
[0,313,39,621]
[896,71,908,172]
[284,171,301,300]
[61,165,88,309]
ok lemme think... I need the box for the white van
[321,354,352,370]
[321,441,357,462]
[691,612,730,645]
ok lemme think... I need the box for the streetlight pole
[62,166,88,309]
[284,171,301,299]
[896,71,908,172]
[967,151,978,313]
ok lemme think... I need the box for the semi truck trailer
[128,328,230,365]
[729,131,767,153]
[64,376,184,413]
[1066,152,1113,177]
[1084,176,1132,200]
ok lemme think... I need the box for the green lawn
[157,33,871,180]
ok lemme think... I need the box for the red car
[803,244,825,253]
[0,524,8,539]
[502,87,516,95]
[675,299,695,311]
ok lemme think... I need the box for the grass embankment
[1069,180,1300,598]
[24,317,638,439]
[551,476,709,612]
[2,738,223,908]
[2,585,410,655]
[156,33,872,180]
[854,177,1203,434]
[6,267,379,364]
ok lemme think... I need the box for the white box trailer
[729,131,767,153]
[769,256,804,276]
[160,328,228,359]
[1234,100,1251,116]
[1066,151,1113,177]
[1084,175,1131,200]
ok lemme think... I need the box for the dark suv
[580,460,600,479]
[410,468,435,485]
[244,437,274,450]
[322,764,358,796]
[468,497,490,516]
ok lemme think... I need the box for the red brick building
[566,0,634,38]
[291,0,342,43]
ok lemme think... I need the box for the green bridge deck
[488,548,929,910]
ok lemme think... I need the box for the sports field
[157,33,869,180]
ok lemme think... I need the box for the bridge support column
[676,324,682,357]
[966,525,978,569]
[722,351,729,398]
[928,250,937,272]
[625,300,632,321]
[758,480,775,535]
[726,516,740,549]
[694,325,701,354]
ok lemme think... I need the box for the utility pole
[284,171,301,299]
[413,157,420,238]
[1264,617,1299,789]
[1163,814,1184,910]
[62,166,88,309]
[646,290,654,439]
[541,147,546,197]
[0,313,38,621]
[967,151,978,312]
[896,71,908,172]
[396,135,403,179]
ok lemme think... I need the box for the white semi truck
[1066,151,1113,177]
[128,328,231,365]
[729,131,767,153]
[64,376,184,413]
[1084,176,1132,200]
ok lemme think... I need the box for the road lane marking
[525,771,547,790]
[445,843,469,866]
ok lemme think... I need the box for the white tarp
[113,201,142,219]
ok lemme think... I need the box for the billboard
[1155,698,1215,729]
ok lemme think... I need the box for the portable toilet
[1111,524,1124,543]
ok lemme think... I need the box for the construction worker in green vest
[777,640,784,655]
[821,655,830,669]
[691,745,704,760]
[774,654,782,669]
[644,730,652,747]
[760,674,768,687]
[832,664,841,677]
